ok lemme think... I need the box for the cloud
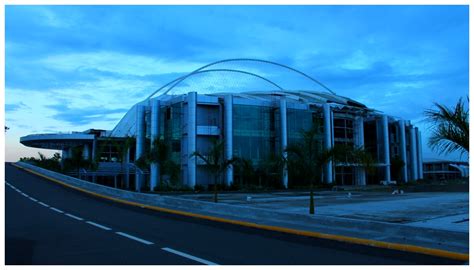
[4,5,469,162]
[45,101,129,126]
[5,102,29,112]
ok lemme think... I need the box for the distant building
[423,158,469,181]
[20,59,424,190]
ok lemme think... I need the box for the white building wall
[280,98,288,188]
[323,104,333,184]
[187,92,197,188]
[224,95,234,186]
[398,120,408,183]
[150,99,160,191]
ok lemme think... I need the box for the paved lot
[177,190,469,233]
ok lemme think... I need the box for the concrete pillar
[398,120,408,183]
[68,148,73,159]
[382,115,391,182]
[150,99,160,191]
[124,148,130,189]
[280,98,288,188]
[224,94,233,186]
[416,128,424,180]
[61,149,67,169]
[92,138,97,162]
[354,116,366,185]
[82,144,90,160]
[409,126,418,180]
[187,92,197,188]
[323,104,333,183]
[135,105,146,192]
[62,149,68,159]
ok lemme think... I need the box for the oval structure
[19,59,425,190]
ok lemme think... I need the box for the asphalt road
[5,163,463,265]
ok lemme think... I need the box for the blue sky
[5,5,469,161]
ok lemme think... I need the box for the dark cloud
[5,102,29,112]
[46,101,129,126]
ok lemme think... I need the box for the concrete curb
[12,162,469,262]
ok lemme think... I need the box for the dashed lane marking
[86,221,112,231]
[115,232,154,245]
[38,202,49,207]
[65,213,84,221]
[50,207,64,214]
[162,247,218,265]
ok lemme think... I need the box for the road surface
[5,163,463,265]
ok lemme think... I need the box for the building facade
[20,59,424,190]
[423,159,469,181]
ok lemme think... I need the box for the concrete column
[82,144,90,160]
[62,149,68,159]
[280,98,288,188]
[61,149,67,169]
[150,99,160,191]
[92,138,97,162]
[354,116,366,185]
[187,92,197,188]
[135,105,146,192]
[398,120,408,182]
[124,147,130,189]
[323,104,333,183]
[91,140,97,183]
[382,115,391,182]
[224,94,233,186]
[409,126,418,180]
[416,128,424,180]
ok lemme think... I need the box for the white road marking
[38,202,49,207]
[115,232,154,245]
[21,193,29,197]
[86,221,112,231]
[162,247,218,265]
[50,207,64,213]
[29,197,38,202]
[65,213,84,221]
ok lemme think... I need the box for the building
[20,59,424,190]
[423,158,469,181]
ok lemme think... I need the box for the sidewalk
[176,191,468,232]
[173,191,469,253]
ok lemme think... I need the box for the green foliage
[134,156,148,170]
[62,146,95,172]
[113,136,135,162]
[424,97,469,156]
[390,155,405,180]
[191,138,235,203]
[19,152,62,172]
[285,121,374,214]
[194,184,205,192]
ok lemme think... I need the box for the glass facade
[161,102,183,164]
[287,108,313,146]
[233,104,276,163]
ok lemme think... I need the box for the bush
[194,184,205,192]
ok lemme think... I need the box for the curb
[11,163,469,262]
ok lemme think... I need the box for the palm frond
[424,97,469,155]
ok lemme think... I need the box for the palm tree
[191,138,234,203]
[148,137,170,189]
[285,123,374,214]
[424,97,469,156]
[234,158,256,188]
